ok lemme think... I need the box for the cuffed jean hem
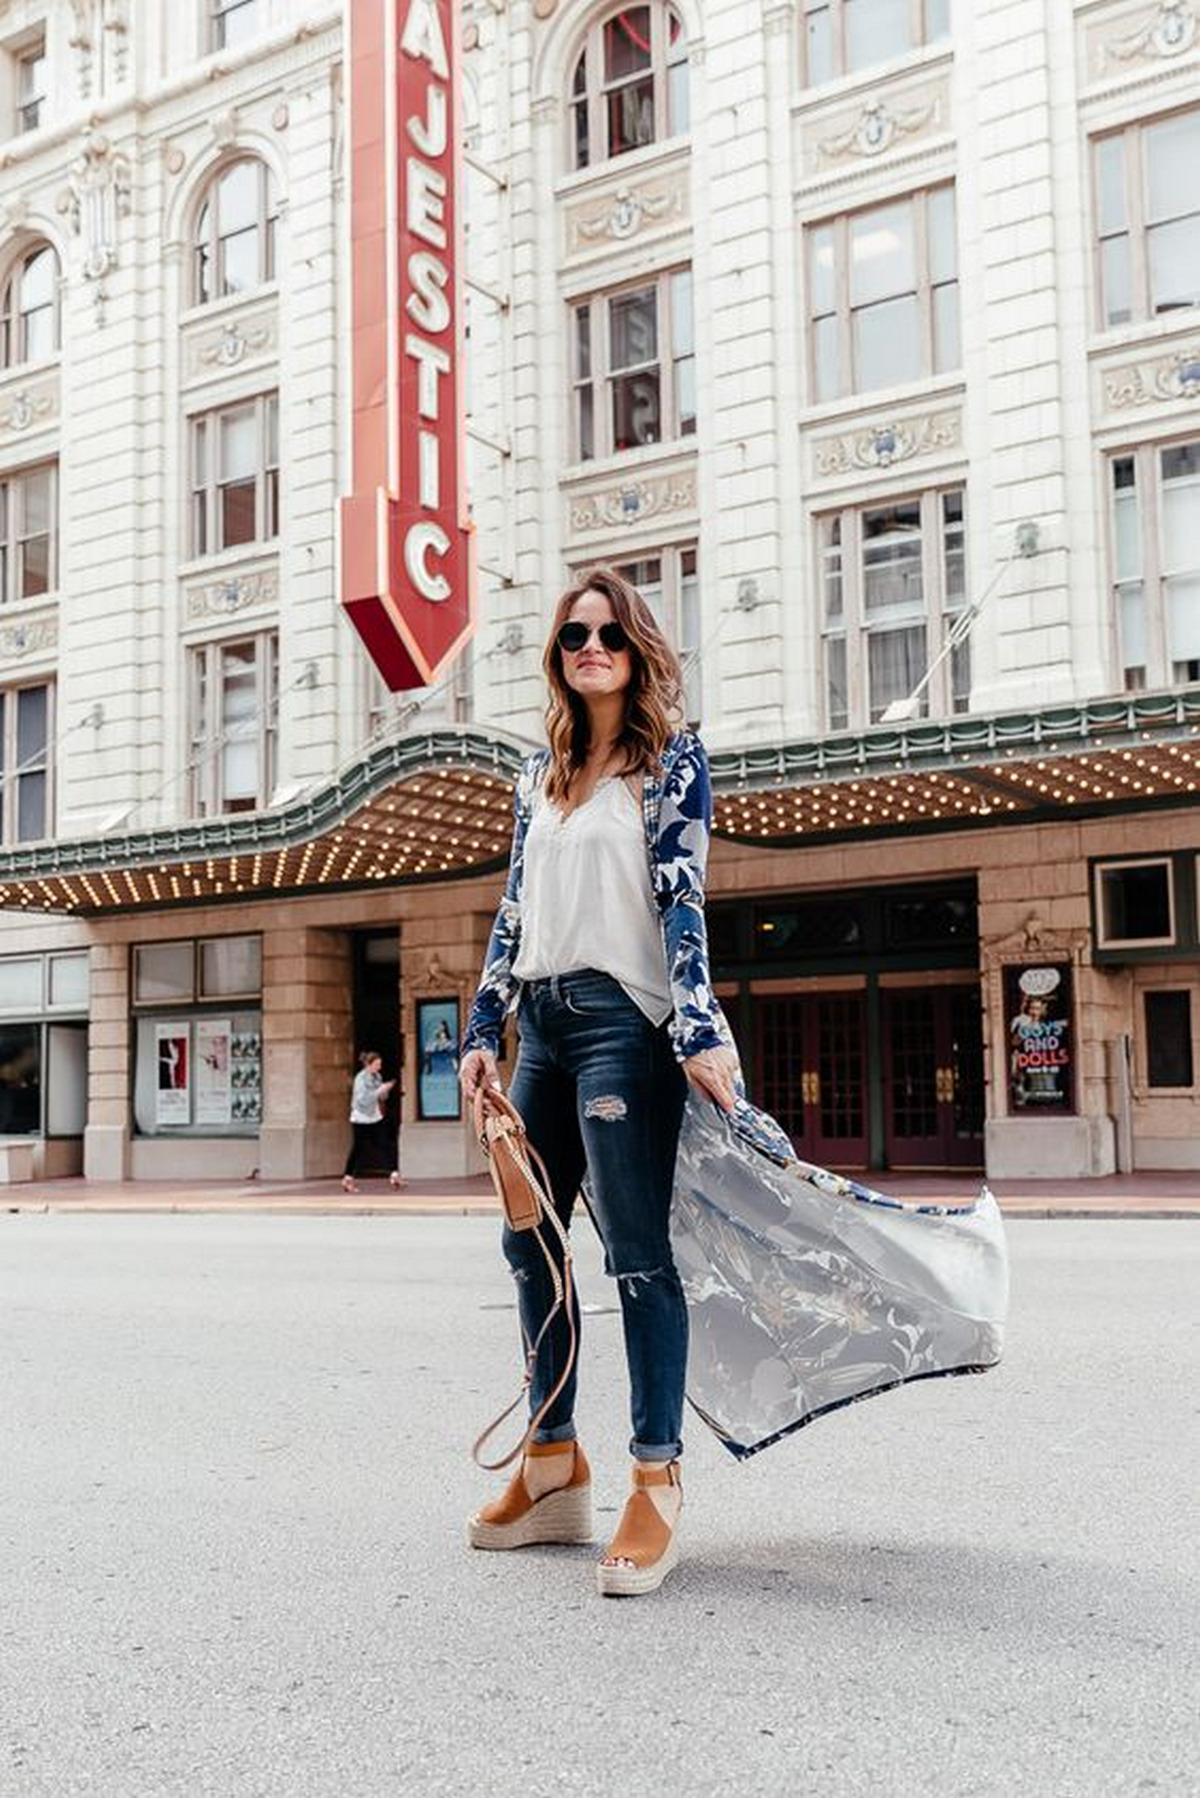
[532,1421,578,1445]
[630,1438,683,1463]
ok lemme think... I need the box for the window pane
[671,269,694,357]
[611,370,661,449]
[813,312,841,402]
[219,161,259,235]
[823,516,844,622]
[1145,112,1200,223]
[0,957,42,1009]
[855,293,921,390]
[222,643,259,805]
[1096,135,1127,237]
[805,2,834,82]
[926,0,950,38]
[0,1021,40,1134]
[1145,990,1193,1087]
[1099,863,1172,942]
[17,770,45,841]
[573,96,590,170]
[928,188,957,286]
[863,502,923,614]
[48,953,89,1010]
[607,77,655,156]
[19,533,49,597]
[221,480,257,547]
[850,202,915,306]
[943,492,966,602]
[609,289,657,371]
[1166,575,1200,664]
[933,282,960,374]
[674,356,696,434]
[1148,215,1200,314]
[668,55,689,136]
[575,305,591,379]
[1119,582,1147,682]
[135,942,195,1004]
[577,383,594,460]
[825,634,848,729]
[16,685,47,764]
[604,8,652,79]
[846,0,911,68]
[1101,235,1133,326]
[219,409,257,482]
[868,626,926,720]
[200,935,262,997]
[1112,471,1141,582]
[810,224,836,317]
[21,468,52,537]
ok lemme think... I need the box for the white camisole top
[512,776,671,1026]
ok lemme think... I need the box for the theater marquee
[341,0,475,690]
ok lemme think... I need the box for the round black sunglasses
[556,620,629,655]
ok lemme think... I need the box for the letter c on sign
[405,521,451,601]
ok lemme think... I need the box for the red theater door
[756,992,869,1169]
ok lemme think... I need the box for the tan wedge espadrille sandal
[467,1440,593,1550]
[596,1461,682,1597]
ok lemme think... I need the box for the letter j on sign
[340,0,476,690]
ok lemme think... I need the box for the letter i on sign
[340,0,476,692]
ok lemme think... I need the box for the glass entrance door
[882,985,985,1168]
[757,993,869,1168]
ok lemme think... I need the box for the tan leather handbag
[471,1085,578,1469]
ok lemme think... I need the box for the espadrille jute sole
[467,1481,593,1550]
[596,1533,679,1597]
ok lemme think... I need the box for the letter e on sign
[340,0,475,691]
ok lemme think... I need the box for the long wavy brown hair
[543,566,683,803]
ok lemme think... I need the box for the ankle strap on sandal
[632,1461,680,1490]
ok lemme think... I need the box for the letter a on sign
[340,0,475,691]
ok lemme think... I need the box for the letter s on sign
[405,520,451,601]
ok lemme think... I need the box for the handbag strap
[471,1090,580,1472]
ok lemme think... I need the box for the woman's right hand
[459,1048,501,1101]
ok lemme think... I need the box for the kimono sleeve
[656,735,729,1062]
[460,758,537,1057]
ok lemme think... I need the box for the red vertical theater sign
[341,0,475,690]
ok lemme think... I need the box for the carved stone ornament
[0,616,59,661]
[814,411,961,476]
[817,96,938,165]
[576,183,681,244]
[64,126,133,323]
[198,319,273,371]
[569,470,696,532]
[68,1,130,101]
[1104,349,1200,407]
[185,569,279,622]
[1103,1,1197,66]
[0,386,55,436]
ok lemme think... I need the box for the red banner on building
[341,0,475,690]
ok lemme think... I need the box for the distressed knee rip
[616,1267,668,1299]
[584,1094,627,1122]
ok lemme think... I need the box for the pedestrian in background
[342,1050,404,1194]
[459,565,739,1597]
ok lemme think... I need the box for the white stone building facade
[0,0,1197,1184]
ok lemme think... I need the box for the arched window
[193,159,279,305]
[0,243,60,367]
[570,4,688,171]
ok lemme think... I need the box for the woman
[342,1050,404,1194]
[459,567,740,1597]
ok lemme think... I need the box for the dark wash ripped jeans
[506,970,689,1463]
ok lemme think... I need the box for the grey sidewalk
[5,1166,1198,1217]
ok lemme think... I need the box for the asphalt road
[2,1214,1197,1798]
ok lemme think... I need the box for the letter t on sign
[340,0,476,692]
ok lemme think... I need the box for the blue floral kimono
[463,732,1008,1458]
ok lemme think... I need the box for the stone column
[83,941,131,1180]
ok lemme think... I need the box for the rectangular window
[0,463,57,604]
[190,394,279,557]
[188,634,278,817]
[819,488,965,728]
[802,0,950,85]
[1095,859,1175,949]
[1145,990,1194,1087]
[1095,109,1200,327]
[1108,438,1200,690]
[572,269,695,461]
[808,188,958,402]
[211,0,259,51]
[608,545,702,722]
[15,36,45,135]
[131,934,263,1138]
[0,680,52,843]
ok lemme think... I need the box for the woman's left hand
[681,1046,742,1112]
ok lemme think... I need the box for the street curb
[5,1201,1198,1220]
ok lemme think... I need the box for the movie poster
[195,1019,232,1126]
[1005,964,1074,1113]
[155,1022,191,1125]
[417,998,460,1120]
[230,1029,262,1125]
